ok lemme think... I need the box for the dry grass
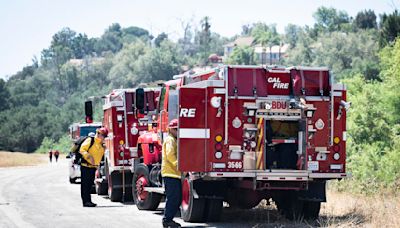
[221,189,400,227]
[0,151,47,167]
[318,190,400,228]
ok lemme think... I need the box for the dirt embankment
[0,151,47,167]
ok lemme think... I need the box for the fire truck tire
[181,178,206,222]
[132,164,162,210]
[95,181,108,195]
[108,187,122,202]
[275,192,304,220]
[303,201,321,220]
[204,199,223,222]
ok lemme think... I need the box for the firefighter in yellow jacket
[79,127,108,207]
[161,119,182,228]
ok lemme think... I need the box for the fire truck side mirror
[135,88,145,113]
[85,101,93,123]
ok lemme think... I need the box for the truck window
[158,87,166,111]
[168,90,178,121]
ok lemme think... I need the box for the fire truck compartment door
[178,88,208,172]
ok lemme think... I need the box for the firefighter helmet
[168,119,178,129]
[96,127,109,137]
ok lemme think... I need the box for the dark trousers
[163,177,182,222]
[80,165,96,204]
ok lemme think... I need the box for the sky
[0,0,398,79]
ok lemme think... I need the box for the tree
[354,9,377,30]
[0,79,10,110]
[154,32,168,47]
[122,26,151,43]
[379,10,400,47]
[195,16,212,61]
[283,29,315,66]
[380,37,400,124]
[241,24,252,36]
[41,27,76,66]
[136,41,184,82]
[95,23,123,55]
[72,33,96,58]
[284,24,303,48]
[109,41,149,88]
[251,23,281,64]
[313,6,350,33]
[227,46,255,65]
[314,31,379,79]
[251,23,280,47]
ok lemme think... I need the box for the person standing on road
[161,119,182,228]
[48,150,53,163]
[79,127,108,207]
[54,150,60,162]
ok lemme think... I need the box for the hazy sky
[0,0,398,79]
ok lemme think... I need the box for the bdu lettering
[271,101,287,109]
[180,108,196,118]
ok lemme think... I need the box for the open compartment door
[178,87,208,172]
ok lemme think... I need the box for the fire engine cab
[93,88,159,201]
[131,65,350,221]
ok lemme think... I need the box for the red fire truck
[69,122,102,140]
[93,88,160,201]
[131,65,350,221]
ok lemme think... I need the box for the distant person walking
[48,150,53,163]
[54,150,60,162]
[79,127,108,207]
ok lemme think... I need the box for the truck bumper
[206,170,350,181]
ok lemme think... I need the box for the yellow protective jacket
[79,137,105,168]
[161,134,181,179]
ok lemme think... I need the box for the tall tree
[313,6,350,33]
[354,9,377,30]
[154,32,168,47]
[251,23,280,64]
[95,23,123,54]
[284,24,303,48]
[41,27,76,66]
[379,10,400,47]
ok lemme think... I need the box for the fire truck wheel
[108,187,122,202]
[95,181,108,195]
[303,201,321,220]
[132,164,162,210]
[181,178,206,222]
[204,199,223,222]
[277,192,304,220]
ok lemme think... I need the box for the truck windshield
[80,126,99,137]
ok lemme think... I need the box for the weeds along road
[0,158,292,228]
